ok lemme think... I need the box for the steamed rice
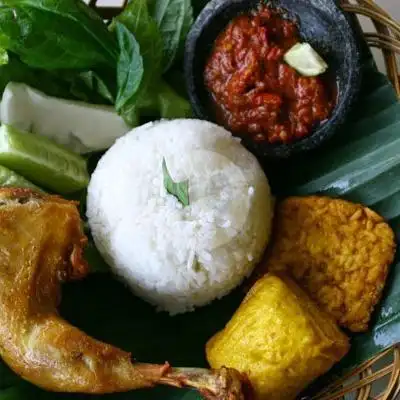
[87,119,273,314]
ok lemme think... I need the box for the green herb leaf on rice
[162,158,189,207]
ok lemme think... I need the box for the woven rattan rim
[89,1,400,399]
[342,0,400,97]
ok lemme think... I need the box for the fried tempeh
[256,196,396,332]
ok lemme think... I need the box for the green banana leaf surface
[1,32,400,400]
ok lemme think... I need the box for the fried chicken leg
[0,188,251,399]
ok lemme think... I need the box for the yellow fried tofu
[257,196,396,332]
[206,274,349,400]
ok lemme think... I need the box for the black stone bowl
[184,0,362,159]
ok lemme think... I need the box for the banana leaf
[1,30,400,400]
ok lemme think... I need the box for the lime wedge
[0,124,89,194]
[0,164,42,191]
[283,43,328,77]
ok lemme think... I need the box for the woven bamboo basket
[89,1,400,399]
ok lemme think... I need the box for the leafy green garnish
[0,0,117,69]
[162,158,189,207]
[157,79,192,118]
[67,70,116,104]
[0,54,114,105]
[148,0,193,72]
[114,22,144,114]
[112,0,163,123]
[0,0,194,127]
[114,0,163,76]
[177,0,194,59]
[113,1,192,124]
[0,49,8,66]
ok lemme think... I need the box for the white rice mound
[87,119,274,315]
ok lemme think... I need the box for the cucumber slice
[0,164,42,191]
[0,124,89,194]
[1,82,131,154]
[284,43,328,77]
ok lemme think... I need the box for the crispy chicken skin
[0,188,251,399]
[255,196,396,332]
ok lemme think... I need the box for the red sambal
[204,5,336,144]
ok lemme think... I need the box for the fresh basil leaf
[162,158,189,207]
[119,103,140,127]
[0,49,8,66]
[0,55,113,105]
[114,0,163,76]
[115,22,144,113]
[177,0,193,58]
[59,69,116,104]
[157,80,192,119]
[131,78,191,120]
[112,0,163,124]
[0,0,117,69]
[148,0,192,72]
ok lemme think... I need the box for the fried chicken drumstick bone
[0,189,251,400]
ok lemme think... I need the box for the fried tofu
[207,273,349,400]
[256,196,396,332]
